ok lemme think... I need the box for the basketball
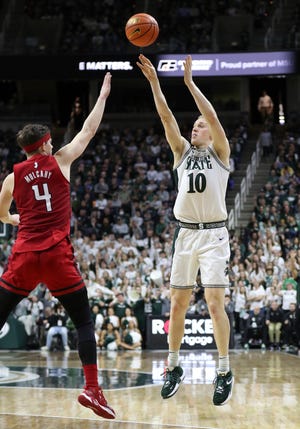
[125,13,159,47]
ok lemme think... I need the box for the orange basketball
[125,13,159,47]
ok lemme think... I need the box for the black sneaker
[213,370,234,406]
[161,366,185,399]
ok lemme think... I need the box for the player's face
[43,138,53,155]
[191,118,211,147]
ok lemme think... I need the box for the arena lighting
[156,51,296,77]
[279,103,286,125]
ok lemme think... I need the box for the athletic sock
[83,363,98,388]
[167,350,179,370]
[218,355,230,374]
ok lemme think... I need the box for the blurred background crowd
[0,116,299,353]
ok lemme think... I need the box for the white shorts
[170,226,230,289]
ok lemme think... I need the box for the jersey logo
[34,162,38,168]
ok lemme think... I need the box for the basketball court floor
[0,348,299,429]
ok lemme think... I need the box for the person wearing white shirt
[280,281,297,312]
[247,280,266,311]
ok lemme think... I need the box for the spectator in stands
[258,126,273,158]
[119,319,143,350]
[247,280,266,311]
[265,300,284,349]
[232,280,248,336]
[257,90,274,124]
[197,301,210,319]
[109,292,130,322]
[112,216,130,238]
[98,320,121,351]
[17,294,44,348]
[247,261,266,284]
[282,302,298,350]
[265,282,282,307]
[150,288,167,316]
[244,306,267,349]
[91,303,104,344]
[279,279,297,315]
[41,304,70,351]
[106,307,120,329]
[67,97,85,140]
[120,307,138,330]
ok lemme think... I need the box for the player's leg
[161,287,192,399]
[58,288,115,419]
[0,287,24,330]
[200,227,233,405]
[0,251,38,329]
[41,240,115,418]
[161,227,198,399]
[205,287,234,406]
[168,288,193,353]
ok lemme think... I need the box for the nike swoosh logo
[226,379,232,385]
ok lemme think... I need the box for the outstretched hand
[136,54,158,83]
[100,72,112,99]
[183,55,193,86]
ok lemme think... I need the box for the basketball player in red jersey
[0,72,116,419]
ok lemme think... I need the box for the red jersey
[13,154,71,252]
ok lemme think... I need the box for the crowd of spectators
[0,118,299,352]
[282,1,300,50]
[22,0,279,54]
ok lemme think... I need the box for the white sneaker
[64,345,70,351]
[41,346,49,351]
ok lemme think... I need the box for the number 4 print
[32,183,52,212]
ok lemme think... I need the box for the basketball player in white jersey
[137,54,233,406]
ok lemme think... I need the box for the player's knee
[171,297,189,314]
[207,299,224,319]
[77,321,95,343]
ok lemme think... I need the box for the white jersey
[173,140,229,223]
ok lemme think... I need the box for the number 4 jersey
[173,141,230,223]
[13,154,71,252]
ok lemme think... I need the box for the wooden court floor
[0,348,299,429]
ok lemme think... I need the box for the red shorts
[0,237,85,297]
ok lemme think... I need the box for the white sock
[218,355,230,374]
[167,351,179,370]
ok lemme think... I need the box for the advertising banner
[156,51,297,77]
[146,315,217,350]
[0,51,298,79]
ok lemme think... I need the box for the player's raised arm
[55,72,111,177]
[183,55,230,164]
[137,54,184,164]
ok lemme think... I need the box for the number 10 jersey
[173,141,230,224]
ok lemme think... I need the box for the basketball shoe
[161,366,185,399]
[78,386,116,419]
[213,370,234,406]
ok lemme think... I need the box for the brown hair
[16,124,50,151]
